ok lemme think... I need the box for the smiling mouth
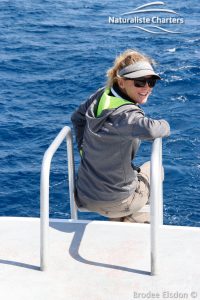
[138,92,149,96]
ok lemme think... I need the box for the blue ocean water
[0,0,199,226]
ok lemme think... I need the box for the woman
[71,49,170,223]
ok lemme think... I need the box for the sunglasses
[125,77,157,88]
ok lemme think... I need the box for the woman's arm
[115,108,170,140]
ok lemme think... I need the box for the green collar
[96,88,134,117]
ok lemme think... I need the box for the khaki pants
[109,161,151,223]
[77,161,151,223]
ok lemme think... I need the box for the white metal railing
[150,138,163,275]
[40,126,163,275]
[40,126,77,271]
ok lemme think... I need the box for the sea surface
[0,0,199,226]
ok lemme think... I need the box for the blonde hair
[106,49,155,87]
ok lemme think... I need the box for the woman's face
[118,76,154,105]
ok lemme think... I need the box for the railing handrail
[40,126,77,271]
[40,126,163,275]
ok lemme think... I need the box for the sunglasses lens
[134,80,146,87]
[148,78,156,87]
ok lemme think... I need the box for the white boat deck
[0,217,199,300]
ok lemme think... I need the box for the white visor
[118,61,161,79]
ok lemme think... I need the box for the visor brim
[122,70,161,80]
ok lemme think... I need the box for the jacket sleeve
[117,109,170,140]
[71,88,103,151]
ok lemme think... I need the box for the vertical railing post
[159,139,163,225]
[40,126,77,271]
[40,153,51,271]
[66,130,78,220]
[150,138,163,275]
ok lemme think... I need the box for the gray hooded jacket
[71,87,170,203]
